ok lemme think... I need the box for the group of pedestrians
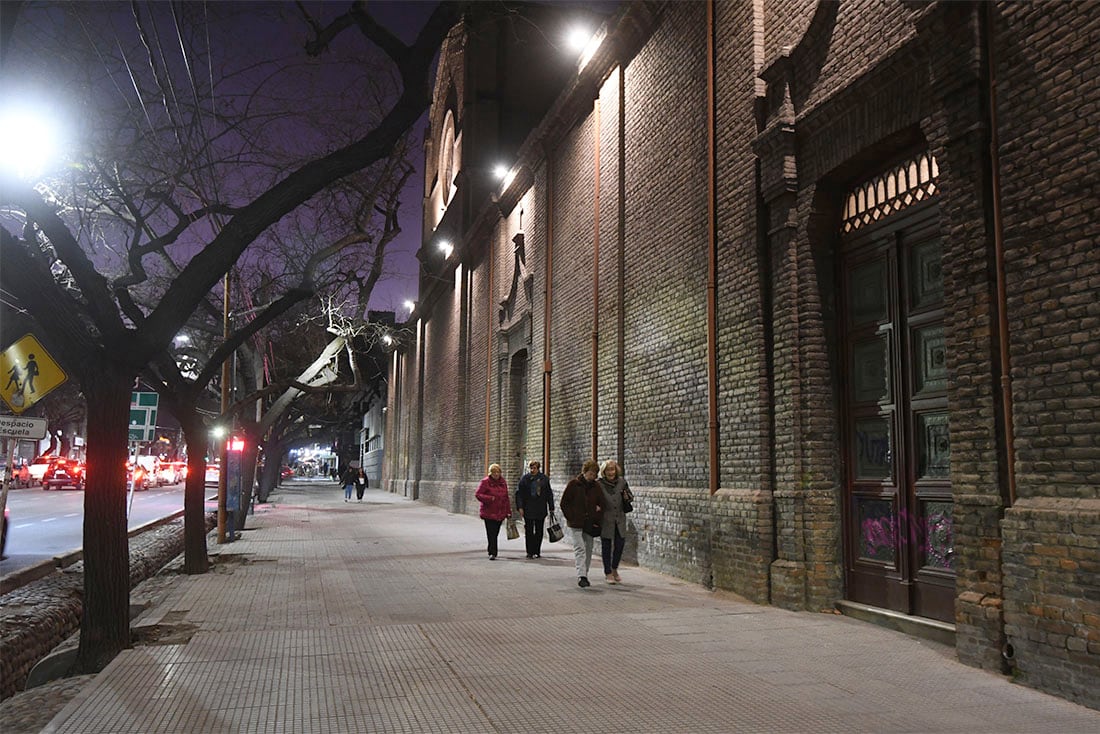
[475,458,634,588]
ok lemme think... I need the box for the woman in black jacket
[515,460,555,559]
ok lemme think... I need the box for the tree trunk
[178,412,210,574]
[256,439,284,503]
[75,367,132,673]
[232,442,260,532]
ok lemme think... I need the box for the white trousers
[569,527,595,578]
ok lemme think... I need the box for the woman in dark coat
[475,463,512,560]
[597,459,632,584]
[515,460,555,559]
[559,459,602,587]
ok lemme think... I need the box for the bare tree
[0,0,462,673]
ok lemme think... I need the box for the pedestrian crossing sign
[0,334,68,414]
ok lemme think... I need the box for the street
[0,482,213,576]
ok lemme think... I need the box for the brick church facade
[383,0,1099,707]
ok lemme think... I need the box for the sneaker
[578,577,590,588]
[526,554,533,559]
[606,574,617,584]
[534,554,541,558]
[613,570,622,582]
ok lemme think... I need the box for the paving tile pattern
[36,481,1100,733]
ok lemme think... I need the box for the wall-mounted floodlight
[566,26,593,53]
[438,240,454,258]
[403,299,416,313]
[382,334,394,346]
[492,164,509,180]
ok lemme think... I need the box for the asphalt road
[0,482,214,576]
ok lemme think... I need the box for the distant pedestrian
[515,460,554,559]
[559,459,602,588]
[340,465,357,502]
[475,463,511,560]
[597,459,632,584]
[355,468,368,502]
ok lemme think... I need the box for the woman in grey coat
[597,460,632,584]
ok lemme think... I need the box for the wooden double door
[839,204,955,623]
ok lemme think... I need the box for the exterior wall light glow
[438,240,453,258]
[403,299,416,313]
[382,334,394,346]
[567,27,593,53]
[578,29,605,72]
[493,164,509,180]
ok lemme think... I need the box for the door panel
[841,204,954,623]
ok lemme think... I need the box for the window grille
[842,151,939,233]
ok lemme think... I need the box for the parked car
[204,463,221,487]
[280,465,294,479]
[42,459,85,491]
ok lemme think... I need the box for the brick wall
[389,0,1100,709]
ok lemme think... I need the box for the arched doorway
[504,349,529,478]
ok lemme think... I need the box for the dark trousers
[601,528,625,575]
[483,518,503,557]
[355,483,366,500]
[524,518,546,556]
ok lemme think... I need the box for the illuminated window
[842,150,939,233]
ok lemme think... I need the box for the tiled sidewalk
[41,480,1100,733]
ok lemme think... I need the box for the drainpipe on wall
[982,2,1016,507]
[543,157,555,475]
[591,98,601,460]
[706,0,720,495]
[414,317,425,501]
[485,235,494,467]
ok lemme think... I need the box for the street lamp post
[217,272,230,543]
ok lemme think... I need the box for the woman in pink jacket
[475,463,512,560]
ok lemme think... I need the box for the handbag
[547,514,564,542]
[506,517,519,540]
[622,488,634,514]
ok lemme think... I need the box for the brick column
[914,0,1007,671]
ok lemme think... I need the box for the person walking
[515,460,554,559]
[355,467,368,502]
[340,465,357,503]
[597,459,632,584]
[475,463,512,560]
[559,459,602,588]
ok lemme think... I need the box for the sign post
[0,335,68,414]
[127,392,159,517]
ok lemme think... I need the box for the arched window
[439,110,456,206]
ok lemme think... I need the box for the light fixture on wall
[438,240,453,258]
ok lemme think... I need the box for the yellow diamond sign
[1,334,68,414]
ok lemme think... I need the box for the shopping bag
[506,517,519,540]
[547,515,564,542]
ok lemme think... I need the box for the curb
[0,509,186,596]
